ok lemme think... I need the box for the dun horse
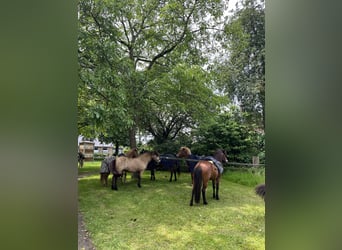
[100,148,138,186]
[177,147,228,206]
[111,150,160,190]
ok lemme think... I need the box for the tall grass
[225,167,265,187]
[78,162,265,249]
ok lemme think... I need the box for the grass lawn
[78,162,265,250]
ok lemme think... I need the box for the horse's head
[151,151,160,164]
[214,149,228,164]
[126,147,139,158]
[176,146,191,158]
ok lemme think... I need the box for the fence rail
[159,156,265,168]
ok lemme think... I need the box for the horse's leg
[212,179,216,198]
[215,176,220,200]
[202,181,208,205]
[151,169,155,181]
[137,172,141,188]
[190,188,195,206]
[111,174,119,190]
[121,171,126,183]
[169,169,173,182]
[174,167,177,181]
[202,188,208,205]
[104,173,109,187]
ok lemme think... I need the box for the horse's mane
[180,146,191,155]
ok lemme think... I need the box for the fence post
[252,156,259,167]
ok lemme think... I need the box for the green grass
[78,162,265,250]
[78,161,100,175]
[225,168,265,187]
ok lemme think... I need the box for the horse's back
[115,154,150,173]
[195,160,218,180]
[160,154,178,169]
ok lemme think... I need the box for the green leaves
[191,108,264,162]
[219,0,265,129]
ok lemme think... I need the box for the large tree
[216,0,265,129]
[78,0,229,147]
[140,63,225,144]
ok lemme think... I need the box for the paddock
[78,161,265,249]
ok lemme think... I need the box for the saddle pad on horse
[202,156,224,174]
[100,156,115,173]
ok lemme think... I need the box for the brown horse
[100,148,138,186]
[111,150,160,190]
[177,147,228,206]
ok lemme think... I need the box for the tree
[191,106,265,163]
[139,63,226,145]
[216,0,265,129]
[78,0,229,148]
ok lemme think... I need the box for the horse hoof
[190,203,193,206]
[204,202,208,205]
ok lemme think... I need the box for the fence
[159,155,265,171]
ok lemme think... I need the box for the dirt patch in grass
[78,210,96,250]
[78,171,97,250]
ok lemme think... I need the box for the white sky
[227,0,239,12]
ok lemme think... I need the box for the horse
[100,148,138,187]
[255,183,265,201]
[78,152,85,168]
[111,150,160,190]
[146,159,159,180]
[176,147,228,206]
[159,154,181,182]
[176,146,201,181]
[121,148,140,183]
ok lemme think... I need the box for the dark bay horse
[78,152,85,168]
[159,154,180,182]
[111,150,160,190]
[100,148,138,186]
[176,147,228,206]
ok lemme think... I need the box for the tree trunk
[115,140,119,156]
[129,126,137,149]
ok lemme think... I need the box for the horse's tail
[255,183,265,200]
[193,167,202,204]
